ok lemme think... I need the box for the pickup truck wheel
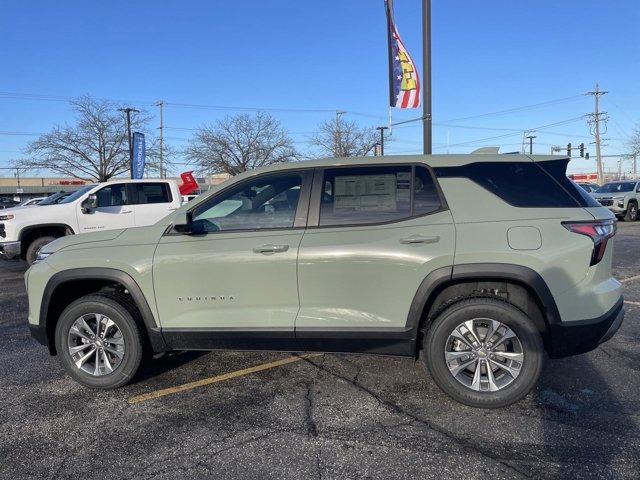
[25,236,56,266]
[423,297,543,408]
[54,294,143,389]
[624,201,638,222]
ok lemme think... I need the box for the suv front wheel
[424,297,543,408]
[54,294,143,389]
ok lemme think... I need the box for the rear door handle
[400,235,440,245]
[121,209,133,214]
[253,244,290,254]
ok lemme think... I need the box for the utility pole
[335,111,346,157]
[587,83,608,185]
[422,0,432,154]
[155,101,164,179]
[376,126,389,155]
[525,135,536,154]
[118,107,139,179]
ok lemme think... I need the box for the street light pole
[376,126,389,155]
[422,0,432,155]
[119,107,139,179]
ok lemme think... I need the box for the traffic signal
[579,143,585,158]
[567,143,572,157]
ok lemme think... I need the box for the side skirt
[161,327,416,357]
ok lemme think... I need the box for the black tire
[624,201,638,222]
[423,297,543,408]
[54,294,143,389]
[25,236,56,266]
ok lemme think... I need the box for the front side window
[135,183,172,204]
[96,184,128,207]
[319,165,442,226]
[191,173,303,232]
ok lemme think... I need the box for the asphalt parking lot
[1,225,640,480]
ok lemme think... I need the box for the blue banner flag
[132,132,146,179]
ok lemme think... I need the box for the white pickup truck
[0,179,182,265]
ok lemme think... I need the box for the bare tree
[309,116,381,158]
[15,96,165,181]
[185,112,297,175]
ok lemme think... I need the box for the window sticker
[396,171,411,202]
[334,174,398,212]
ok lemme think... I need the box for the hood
[41,228,126,254]
[592,192,628,199]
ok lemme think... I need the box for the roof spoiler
[470,147,500,154]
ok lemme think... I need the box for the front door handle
[121,209,133,214]
[253,244,290,254]
[400,235,440,245]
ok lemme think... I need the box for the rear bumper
[0,241,21,259]
[547,296,625,358]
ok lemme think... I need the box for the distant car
[0,197,19,210]
[576,182,599,193]
[592,181,640,221]
[18,197,47,207]
[37,191,73,206]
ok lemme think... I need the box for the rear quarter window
[435,159,599,208]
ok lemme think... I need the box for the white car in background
[0,179,182,265]
[17,197,47,207]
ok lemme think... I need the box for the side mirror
[173,210,192,232]
[173,211,209,235]
[81,194,98,213]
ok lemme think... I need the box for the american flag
[385,0,421,109]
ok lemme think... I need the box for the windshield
[595,182,636,193]
[38,192,67,205]
[58,184,96,204]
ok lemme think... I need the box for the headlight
[0,214,14,221]
[33,251,52,264]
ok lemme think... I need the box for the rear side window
[435,159,598,208]
[319,165,442,226]
[135,183,172,205]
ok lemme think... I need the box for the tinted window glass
[595,182,636,193]
[96,184,128,207]
[135,183,172,204]
[537,160,600,207]
[435,159,595,208]
[192,173,302,232]
[319,166,412,226]
[414,166,442,215]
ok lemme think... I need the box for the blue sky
[0,0,638,176]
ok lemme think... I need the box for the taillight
[562,219,617,266]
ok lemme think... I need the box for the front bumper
[29,323,49,348]
[547,296,625,358]
[0,241,21,259]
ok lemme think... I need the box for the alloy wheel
[444,318,524,392]
[67,313,125,376]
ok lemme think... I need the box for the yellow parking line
[128,353,321,404]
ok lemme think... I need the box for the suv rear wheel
[424,297,543,408]
[54,294,143,389]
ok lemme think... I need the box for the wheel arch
[39,267,167,355]
[407,263,560,356]
[18,223,74,259]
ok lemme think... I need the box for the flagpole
[422,0,432,154]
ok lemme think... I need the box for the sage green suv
[25,154,624,408]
